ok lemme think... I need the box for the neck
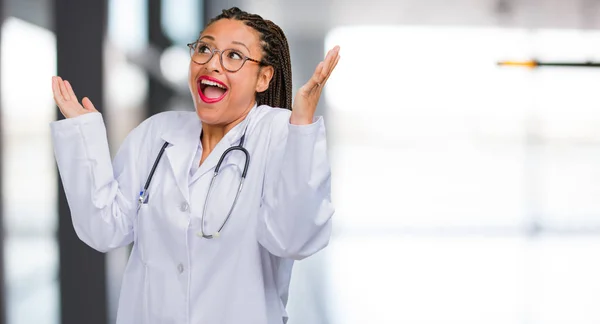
[200,103,254,154]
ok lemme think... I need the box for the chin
[195,105,225,125]
[195,106,215,123]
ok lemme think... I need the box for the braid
[206,7,293,110]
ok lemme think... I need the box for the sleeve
[256,112,335,260]
[50,112,150,253]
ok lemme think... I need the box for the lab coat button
[180,202,189,212]
[177,263,184,273]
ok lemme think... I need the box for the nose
[205,50,222,73]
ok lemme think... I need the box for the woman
[51,6,339,324]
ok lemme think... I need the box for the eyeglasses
[187,41,262,72]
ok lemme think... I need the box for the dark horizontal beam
[498,60,600,68]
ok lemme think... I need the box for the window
[1,17,59,324]
[324,26,600,324]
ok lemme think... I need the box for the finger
[322,46,339,70]
[311,50,338,89]
[82,97,97,112]
[64,80,78,102]
[307,61,325,90]
[319,47,340,81]
[322,54,341,85]
[304,46,340,92]
[53,77,69,117]
[310,55,339,92]
[58,77,71,101]
[52,76,64,104]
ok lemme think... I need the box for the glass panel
[1,17,59,324]
[324,26,600,324]
[105,1,151,322]
[327,236,600,324]
[161,0,202,45]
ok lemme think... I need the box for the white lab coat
[50,104,334,324]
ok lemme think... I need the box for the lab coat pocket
[145,268,171,323]
[136,204,159,323]
[135,203,151,265]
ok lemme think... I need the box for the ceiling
[7,0,600,37]
[221,0,600,37]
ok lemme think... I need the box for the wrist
[289,111,313,125]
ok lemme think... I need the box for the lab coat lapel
[160,118,201,203]
[194,138,229,180]
[191,118,248,183]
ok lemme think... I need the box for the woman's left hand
[290,46,341,125]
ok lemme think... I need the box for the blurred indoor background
[3,0,600,323]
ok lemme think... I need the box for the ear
[255,65,274,93]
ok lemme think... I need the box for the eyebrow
[199,36,250,53]
[232,41,250,52]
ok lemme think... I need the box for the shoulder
[130,110,196,140]
[117,110,197,159]
[251,105,291,132]
[251,105,325,138]
[142,110,197,132]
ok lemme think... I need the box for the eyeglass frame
[187,41,264,72]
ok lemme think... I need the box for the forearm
[257,116,334,260]
[51,112,135,252]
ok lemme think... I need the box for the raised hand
[290,46,341,125]
[52,76,98,119]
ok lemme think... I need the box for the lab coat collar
[160,113,202,146]
[226,105,255,145]
[160,103,257,145]
[160,115,202,203]
[159,104,257,202]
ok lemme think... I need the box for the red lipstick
[197,76,228,104]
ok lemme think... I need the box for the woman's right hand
[52,76,98,118]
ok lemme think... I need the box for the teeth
[200,79,227,89]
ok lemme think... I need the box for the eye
[197,44,211,54]
[226,50,244,60]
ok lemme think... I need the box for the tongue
[204,86,226,99]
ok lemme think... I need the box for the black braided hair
[205,7,292,110]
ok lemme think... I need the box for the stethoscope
[138,125,250,239]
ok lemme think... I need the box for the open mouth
[198,76,229,103]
